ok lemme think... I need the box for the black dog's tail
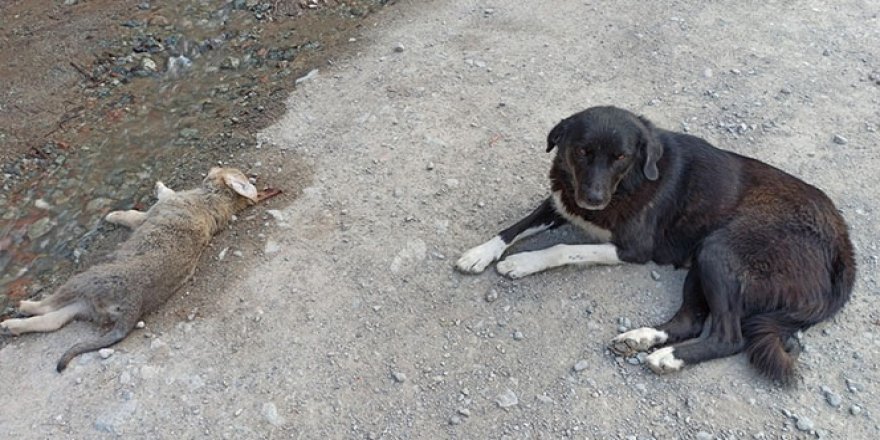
[743,250,856,384]
[56,314,139,372]
[742,312,801,384]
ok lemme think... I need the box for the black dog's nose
[584,190,605,206]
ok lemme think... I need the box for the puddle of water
[0,0,391,316]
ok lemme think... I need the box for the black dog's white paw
[645,347,684,374]
[610,327,669,356]
[456,237,505,274]
[496,250,554,279]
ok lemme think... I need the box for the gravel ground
[2,1,880,439]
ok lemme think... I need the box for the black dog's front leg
[456,197,567,274]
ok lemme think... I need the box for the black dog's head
[547,106,663,210]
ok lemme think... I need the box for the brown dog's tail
[56,314,139,372]
[742,312,801,384]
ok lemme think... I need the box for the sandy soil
[2,1,880,439]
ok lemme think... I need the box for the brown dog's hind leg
[105,210,148,229]
[18,299,58,316]
[0,302,85,335]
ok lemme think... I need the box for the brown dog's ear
[546,118,570,152]
[223,172,259,202]
[637,116,663,181]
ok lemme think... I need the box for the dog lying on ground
[457,106,855,382]
[1,167,279,372]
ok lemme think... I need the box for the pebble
[703,68,713,78]
[232,250,244,258]
[295,69,319,85]
[820,386,842,407]
[264,240,280,254]
[449,415,462,425]
[266,209,284,222]
[98,348,115,359]
[495,389,518,408]
[832,134,848,145]
[485,289,499,302]
[393,43,405,53]
[28,217,55,239]
[650,270,661,281]
[261,402,285,427]
[136,321,145,329]
[573,360,589,372]
[141,57,157,72]
[696,432,713,440]
[457,408,471,417]
[512,331,524,341]
[426,161,435,170]
[795,416,814,432]
[850,405,862,416]
[391,371,407,383]
[34,199,51,210]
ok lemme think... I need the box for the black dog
[456,106,855,382]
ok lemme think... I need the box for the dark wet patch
[0,0,394,319]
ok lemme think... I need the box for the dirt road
[2,1,879,439]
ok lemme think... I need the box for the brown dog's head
[204,167,259,203]
[547,106,663,210]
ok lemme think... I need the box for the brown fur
[0,167,261,372]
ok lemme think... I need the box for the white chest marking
[551,191,613,243]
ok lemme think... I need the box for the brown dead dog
[457,106,855,383]
[0,167,279,372]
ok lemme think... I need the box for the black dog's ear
[546,118,570,152]
[637,115,663,181]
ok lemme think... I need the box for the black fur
[515,106,855,382]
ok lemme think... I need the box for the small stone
[512,331,524,341]
[136,321,145,329]
[449,415,462,425]
[391,371,407,383]
[35,199,51,210]
[626,356,641,365]
[221,57,241,70]
[702,68,713,78]
[823,389,842,407]
[495,389,518,408]
[28,217,55,239]
[232,250,244,258]
[650,270,661,281]
[796,416,814,432]
[266,210,284,222]
[485,289,499,302]
[393,43,405,53]
[141,57,157,72]
[179,128,200,139]
[426,161,435,170]
[63,0,78,5]
[832,134,848,145]
[457,408,470,417]
[261,402,285,427]
[696,431,713,440]
[536,394,555,404]
[264,240,281,254]
[98,348,115,359]
[850,405,862,415]
[573,360,589,372]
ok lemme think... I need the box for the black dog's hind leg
[456,197,567,273]
[645,250,746,374]
[610,267,709,356]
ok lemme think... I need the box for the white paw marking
[456,236,506,274]
[610,327,668,356]
[645,346,684,374]
[496,251,553,279]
